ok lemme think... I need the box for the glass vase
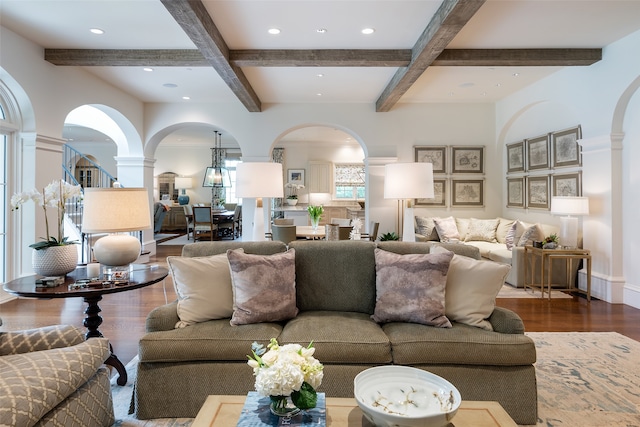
[310,217,321,231]
[269,395,301,417]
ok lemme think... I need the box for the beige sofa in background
[415,216,581,288]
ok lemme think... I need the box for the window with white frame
[334,163,365,200]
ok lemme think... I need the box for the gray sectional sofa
[132,240,537,424]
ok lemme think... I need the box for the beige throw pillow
[431,246,510,331]
[372,249,453,328]
[167,254,234,328]
[415,216,439,240]
[464,218,499,243]
[227,248,298,326]
[433,216,460,243]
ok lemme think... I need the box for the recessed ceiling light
[268,28,281,35]
[512,73,520,77]
[316,93,323,96]
[496,83,502,87]
[182,96,191,100]
[459,82,474,88]
[163,83,178,88]
[361,28,375,35]
[90,28,104,35]
[143,67,153,72]
[316,28,327,34]
[317,73,324,77]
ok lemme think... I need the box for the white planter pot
[32,245,78,276]
[286,199,298,206]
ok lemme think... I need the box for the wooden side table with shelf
[523,246,591,300]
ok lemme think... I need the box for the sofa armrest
[0,325,85,356]
[146,301,180,332]
[488,307,526,334]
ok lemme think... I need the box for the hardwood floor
[2,243,640,367]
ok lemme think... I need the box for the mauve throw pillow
[517,224,544,247]
[372,249,453,327]
[433,216,460,242]
[227,248,298,326]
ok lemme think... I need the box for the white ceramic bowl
[354,366,461,427]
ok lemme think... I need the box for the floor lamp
[550,196,590,248]
[236,162,284,241]
[384,163,434,242]
[82,187,152,266]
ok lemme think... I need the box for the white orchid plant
[350,217,363,239]
[284,182,305,199]
[248,338,324,411]
[11,180,82,249]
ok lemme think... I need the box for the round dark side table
[3,263,168,386]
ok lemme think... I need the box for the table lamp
[174,177,192,205]
[550,196,589,248]
[384,162,434,242]
[82,187,152,266]
[236,162,284,241]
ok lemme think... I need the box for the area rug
[496,284,574,299]
[111,332,640,426]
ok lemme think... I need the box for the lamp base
[93,234,141,266]
[559,216,579,249]
[178,194,190,205]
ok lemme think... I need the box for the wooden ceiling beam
[159,0,261,112]
[45,48,601,68]
[433,48,602,66]
[376,0,487,112]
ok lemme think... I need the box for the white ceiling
[3,0,640,144]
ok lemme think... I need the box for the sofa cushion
[383,322,536,366]
[433,216,460,242]
[167,254,234,328]
[139,319,284,362]
[517,224,544,247]
[227,249,298,326]
[415,216,439,241]
[278,311,392,364]
[0,338,110,427]
[289,241,377,314]
[464,241,501,258]
[465,218,499,243]
[486,248,513,265]
[432,246,510,331]
[371,249,453,327]
[455,218,470,241]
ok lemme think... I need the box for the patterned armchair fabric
[0,325,115,427]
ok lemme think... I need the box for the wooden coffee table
[192,395,517,427]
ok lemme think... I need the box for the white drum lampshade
[550,196,589,248]
[236,162,284,241]
[384,163,434,242]
[83,188,152,266]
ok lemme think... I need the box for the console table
[3,264,168,385]
[523,246,591,300]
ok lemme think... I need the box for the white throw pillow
[167,254,234,328]
[431,246,510,331]
[505,220,527,250]
[464,218,499,243]
[433,216,460,242]
[415,216,439,241]
[517,224,544,247]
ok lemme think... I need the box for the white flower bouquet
[248,338,324,412]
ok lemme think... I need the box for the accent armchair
[0,324,114,426]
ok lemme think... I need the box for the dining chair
[183,204,194,240]
[361,221,379,241]
[271,224,297,245]
[192,206,217,241]
[214,211,235,240]
[274,218,294,225]
[331,218,351,226]
[233,205,242,238]
[338,226,353,240]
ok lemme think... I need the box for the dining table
[295,226,325,239]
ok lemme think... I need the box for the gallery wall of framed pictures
[506,125,583,210]
[414,145,485,208]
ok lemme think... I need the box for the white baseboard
[623,283,640,309]
[579,270,627,304]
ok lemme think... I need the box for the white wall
[496,28,640,306]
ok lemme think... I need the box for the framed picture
[451,179,484,207]
[416,179,447,207]
[414,146,447,174]
[527,175,550,209]
[287,169,305,184]
[452,146,484,174]
[526,134,550,170]
[507,177,525,208]
[552,125,582,168]
[552,172,582,197]
[506,141,525,173]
